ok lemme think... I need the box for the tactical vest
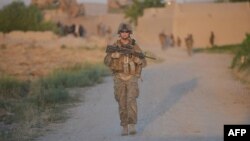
[104,39,143,76]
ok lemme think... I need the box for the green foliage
[0,75,29,98]
[0,1,58,33]
[215,0,249,2]
[30,82,69,107]
[193,44,241,54]
[143,0,166,8]
[124,0,144,25]
[37,21,60,34]
[0,2,41,32]
[0,63,109,141]
[124,0,165,25]
[41,63,108,88]
[229,0,250,2]
[231,34,250,71]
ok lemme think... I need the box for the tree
[0,2,43,32]
[216,0,249,2]
[0,1,58,33]
[143,0,166,8]
[231,34,250,71]
[124,0,165,25]
[124,0,143,25]
[229,0,250,2]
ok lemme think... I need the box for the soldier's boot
[121,125,128,136]
[129,124,136,135]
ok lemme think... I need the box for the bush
[37,21,60,34]
[0,1,59,33]
[0,63,109,140]
[0,75,29,98]
[39,63,109,89]
[124,0,165,25]
[29,63,109,107]
[193,44,241,54]
[231,34,250,71]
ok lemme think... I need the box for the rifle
[106,45,156,60]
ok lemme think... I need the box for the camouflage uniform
[104,38,146,125]
[104,23,146,135]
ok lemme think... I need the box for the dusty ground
[36,47,250,141]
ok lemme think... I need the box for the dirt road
[37,48,250,141]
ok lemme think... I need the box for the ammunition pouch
[105,52,143,76]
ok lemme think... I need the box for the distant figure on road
[159,31,167,50]
[210,31,215,47]
[104,23,147,136]
[177,36,181,47]
[79,25,86,37]
[185,34,194,56]
[170,33,175,47]
[97,22,105,36]
[165,34,172,48]
[72,24,86,37]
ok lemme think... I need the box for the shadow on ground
[138,78,198,133]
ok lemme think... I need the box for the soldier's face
[120,31,130,39]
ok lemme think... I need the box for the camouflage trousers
[113,76,139,126]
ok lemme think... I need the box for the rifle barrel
[144,55,156,60]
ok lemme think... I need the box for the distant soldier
[97,22,104,36]
[177,36,181,47]
[104,23,147,136]
[210,31,215,47]
[73,24,79,37]
[185,34,194,56]
[159,31,167,50]
[165,35,172,48]
[79,25,86,37]
[170,33,175,47]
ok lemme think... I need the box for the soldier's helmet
[117,23,132,34]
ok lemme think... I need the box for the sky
[0,0,106,5]
[0,0,215,9]
[0,0,106,9]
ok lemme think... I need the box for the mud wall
[136,2,250,48]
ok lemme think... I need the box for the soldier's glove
[111,52,120,58]
[133,57,142,64]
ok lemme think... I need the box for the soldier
[158,31,167,50]
[104,23,147,136]
[185,34,194,56]
[79,24,86,37]
[177,36,181,47]
[210,31,215,47]
[170,33,175,47]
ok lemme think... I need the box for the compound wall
[136,2,250,48]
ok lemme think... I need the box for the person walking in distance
[158,31,167,50]
[185,34,194,56]
[104,23,147,136]
[177,36,181,47]
[210,31,215,47]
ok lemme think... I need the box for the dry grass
[0,44,105,80]
[0,38,108,140]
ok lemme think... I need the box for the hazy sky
[0,0,106,5]
[0,0,215,9]
[0,0,106,9]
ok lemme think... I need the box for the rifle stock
[106,45,156,60]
